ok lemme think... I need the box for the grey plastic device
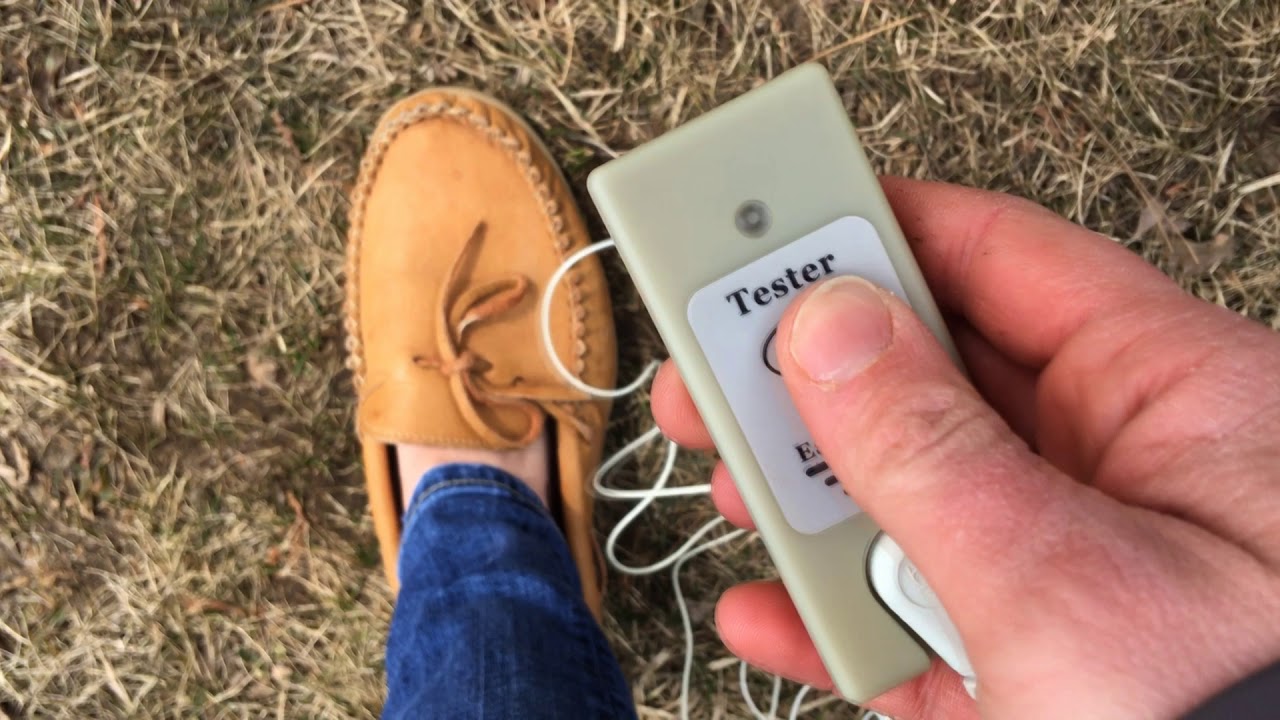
[588,64,960,703]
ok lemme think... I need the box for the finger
[776,276,1111,616]
[715,581,833,690]
[952,321,1039,445]
[866,659,981,720]
[880,176,1184,367]
[717,582,978,720]
[710,462,754,530]
[882,178,1280,493]
[651,360,715,449]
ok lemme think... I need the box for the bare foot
[395,432,550,510]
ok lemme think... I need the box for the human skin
[651,178,1280,719]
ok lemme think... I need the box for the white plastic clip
[867,533,978,698]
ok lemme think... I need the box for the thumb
[776,276,1099,612]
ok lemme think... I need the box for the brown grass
[2,1,1278,718]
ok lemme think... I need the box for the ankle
[395,433,550,509]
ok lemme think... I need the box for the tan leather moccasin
[344,88,617,616]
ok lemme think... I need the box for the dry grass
[2,1,1278,718]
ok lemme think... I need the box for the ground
[2,1,1278,718]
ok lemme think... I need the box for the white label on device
[687,216,912,534]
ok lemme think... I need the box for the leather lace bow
[414,223,593,448]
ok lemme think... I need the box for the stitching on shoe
[344,94,593,400]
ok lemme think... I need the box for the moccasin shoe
[344,88,617,615]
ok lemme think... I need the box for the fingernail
[789,276,892,385]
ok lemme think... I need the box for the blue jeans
[383,464,636,720]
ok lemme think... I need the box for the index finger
[651,360,715,449]
[881,177,1183,367]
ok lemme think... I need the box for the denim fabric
[383,463,636,720]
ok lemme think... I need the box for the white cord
[540,239,816,720]
[539,239,659,399]
[788,684,814,720]
[741,661,783,720]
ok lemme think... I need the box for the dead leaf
[0,575,31,593]
[271,110,300,157]
[29,48,66,113]
[0,125,12,165]
[276,490,311,574]
[37,569,69,590]
[1133,197,1190,241]
[3,441,31,489]
[286,490,305,520]
[246,350,278,390]
[1241,196,1258,218]
[43,435,80,472]
[150,397,167,431]
[1170,232,1236,275]
[79,438,94,470]
[183,597,243,616]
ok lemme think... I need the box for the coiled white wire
[539,239,817,720]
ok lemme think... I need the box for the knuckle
[857,381,1004,481]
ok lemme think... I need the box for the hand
[651,178,1280,719]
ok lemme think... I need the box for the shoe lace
[540,239,822,720]
[419,222,595,448]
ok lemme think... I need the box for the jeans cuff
[401,463,550,540]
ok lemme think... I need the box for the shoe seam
[343,94,592,412]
